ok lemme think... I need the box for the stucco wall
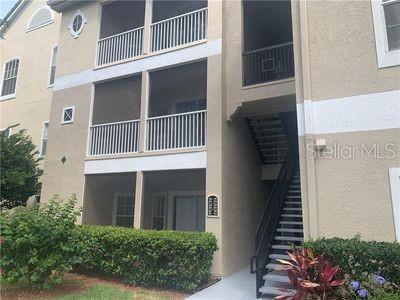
[294,0,400,242]
[41,84,92,204]
[0,1,60,166]
[223,0,295,120]
[56,1,100,77]
[221,117,269,276]
[306,0,400,101]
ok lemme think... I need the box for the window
[40,122,49,157]
[389,168,400,241]
[61,106,75,124]
[26,6,54,32]
[113,193,135,227]
[152,193,166,230]
[1,59,19,100]
[371,0,400,68]
[48,46,58,86]
[383,0,400,51]
[68,10,87,38]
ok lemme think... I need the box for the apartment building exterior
[0,0,60,172]
[3,0,398,297]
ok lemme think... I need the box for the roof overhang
[47,0,88,13]
[0,0,30,37]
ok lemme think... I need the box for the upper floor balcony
[242,0,294,86]
[87,61,207,157]
[96,0,208,67]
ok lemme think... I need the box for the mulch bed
[0,272,189,300]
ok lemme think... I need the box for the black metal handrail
[250,148,297,298]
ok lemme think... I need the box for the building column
[139,71,149,152]
[134,171,144,228]
[142,0,153,54]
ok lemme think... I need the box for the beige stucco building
[0,0,61,173]
[3,0,399,298]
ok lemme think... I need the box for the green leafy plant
[0,129,43,210]
[74,225,218,292]
[0,195,82,289]
[276,247,345,300]
[304,236,400,285]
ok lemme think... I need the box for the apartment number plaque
[207,195,219,217]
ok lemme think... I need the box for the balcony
[96,0,208,67]
[243,42,294,86]
[87,61,207,157]
[242,0,294,86]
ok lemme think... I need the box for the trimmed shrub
[304,236,400,285]
[0,195,82,289]
[74,225,218,292]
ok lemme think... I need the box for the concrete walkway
[187,268,257,300]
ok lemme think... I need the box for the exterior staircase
[248,112,302,299]
[248,114,289,165]
[259,167,303,298]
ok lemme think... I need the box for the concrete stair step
[277,228,304,233]
[283,207,302,211]
[269,253,290,260]
[271,244,293,250]
[275,236,303,242]
[287,195,301,199]
[280,221,303,225]
[265,263,285,270]
[263,273,290,284]
[259,286,295,297]
[284,201,302,205]
[281,214,303,218]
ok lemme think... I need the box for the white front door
[174,195,205,231]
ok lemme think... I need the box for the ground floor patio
[82,169,206,232]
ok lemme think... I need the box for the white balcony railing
[243,42,294,86]
[88,119,140,156]
[97,27,144,66]
[146,110,206,151]
[150,7,208,52]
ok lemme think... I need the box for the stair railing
[250,148,297,298]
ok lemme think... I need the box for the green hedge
[304,236,400,285]
[74,225,218,292]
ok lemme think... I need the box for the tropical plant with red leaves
[275,246,345,300]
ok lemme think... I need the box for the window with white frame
[40,122,49,157]
[61,106,74,124]
[26,6,54,32]
[113,193,135,227]
[1,59,19,99]
[371,0,400,68]
[49,46,58,86]
[152,193,166,230]
[68,10,87,38]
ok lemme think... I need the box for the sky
[1,0,19,20]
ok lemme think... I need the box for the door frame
[169,191,205,231]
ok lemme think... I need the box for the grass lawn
[0,273,187,300]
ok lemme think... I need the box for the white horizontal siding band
[53,39,222,91]
[84,151,206,174]
[297,90,400,136]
